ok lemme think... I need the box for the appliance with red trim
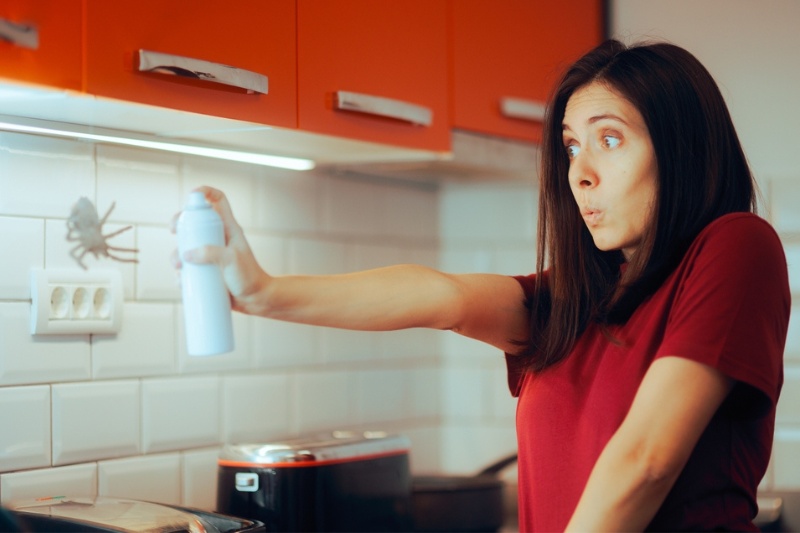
[216,431,412,532]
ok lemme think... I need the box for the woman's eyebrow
[563,113,629,132]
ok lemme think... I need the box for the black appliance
[217,431,412,532]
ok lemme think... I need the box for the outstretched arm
[174,186,530,354]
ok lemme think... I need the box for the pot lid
[219,430,410,467]
[9,496,211,533]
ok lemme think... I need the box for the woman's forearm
[565,434,679,532]
[241,264,463,331]
[236,264,529,353]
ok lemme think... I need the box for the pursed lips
[581,207,603,226]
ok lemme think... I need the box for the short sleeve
[505,274,538,397]
[656,214,790,413]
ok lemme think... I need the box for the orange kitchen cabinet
[0,0,82,91]
[84,0,297,128]
[450,0,604,143]
[297,0,450,152]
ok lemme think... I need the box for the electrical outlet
[30,268,123,335]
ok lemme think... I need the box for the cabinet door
[85,0,297,128]
[297,0,449,152]
[451,0,604,143]
[0,0,82,90]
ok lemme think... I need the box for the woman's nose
[569,154,598,189]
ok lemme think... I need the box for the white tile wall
[0,217,44,299]
[221,372,291,443]
[772,428,800,489]
[98,453,181,504]
[92,303,175,379]
[0,134,94,218]
[0,385,50,472]
[141,376,221,454]
[0,302,90,386]
[52,380,140,466]
[0,463,97,503]
[182,447,220,510]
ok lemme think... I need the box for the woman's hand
[171,186,271,316]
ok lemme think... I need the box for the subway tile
[136,225,180,301]
[0,217,44,299]
[776,365,800,425]
[440,329,500,360]
[0,463,98,504]
[182,156,259,230]
[784,241,800,297]
[256,169,320,234]
[321,328,379,364]
[0,302,90,386]
[92,303,176,379]
[222,373,291,443]
[356,369,410,425]
[45,219,137,298]
[52,380,140,466]
[182,447,221,510]
[382,183,439,241]
[440,182,537,243]
[321,176,383,237]
[288,238,348,275]
[248,233,287,277]
[785,302,800,362]
[98,453,181,505]
[294,371,353,434]
[403,426,442,474]
[0,133,95,218]
[253,319,321,368]
[441,367,488,420]
[410,366,443,420]
[770,178,800,233]
[438,424,518,475]
[96,144,182,225]
[178,309,252,374]
[379,329,442,360]
[440,246,495,273]
[407,246,440,270]
[495,245,537,276]
[141,376,221,454]
[349,243,404,272]
[488,364,519,421]
[0,386,50,473]
[772,428,800,489]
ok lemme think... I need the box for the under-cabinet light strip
[0,120,316,171]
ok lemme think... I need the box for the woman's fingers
[182,244,227,265]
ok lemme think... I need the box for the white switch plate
[30,268,123,335]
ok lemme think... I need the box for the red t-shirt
[507,213,790,532]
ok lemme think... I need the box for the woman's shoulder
[683,212,786,278]
[693,212,782,252]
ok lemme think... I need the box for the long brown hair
[525,39,756,372]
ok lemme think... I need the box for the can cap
[185,191,210,210]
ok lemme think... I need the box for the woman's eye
[565,144,580,159]
[602,135,621,149]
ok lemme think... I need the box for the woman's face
[562,82,658,260]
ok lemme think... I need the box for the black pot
[411,454,518,532]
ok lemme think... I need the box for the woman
[174,40,790,531]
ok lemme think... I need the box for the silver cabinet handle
[137,49,268,95]
[0,18,39,50]
[334,90,432,127]
[500,97,546,122]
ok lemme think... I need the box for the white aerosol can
[176,191,234,356]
